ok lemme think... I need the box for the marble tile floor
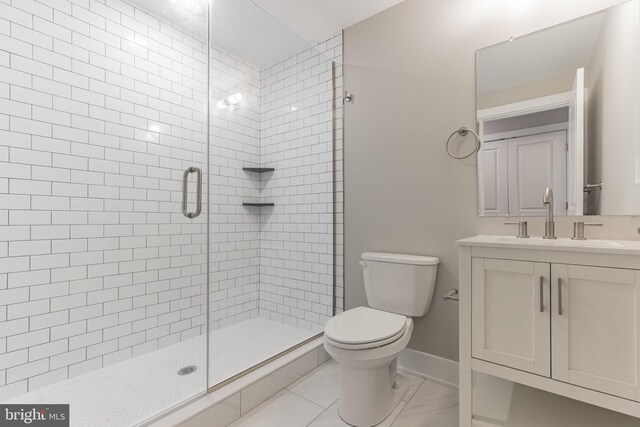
[228,359,459,427]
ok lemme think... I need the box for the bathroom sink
[485,236,624,248]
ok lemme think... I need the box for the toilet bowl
[324,252,439,427]
[324,307,413,426]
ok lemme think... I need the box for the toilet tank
[361,252,439,317]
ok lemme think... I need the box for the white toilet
[324,252,439,426]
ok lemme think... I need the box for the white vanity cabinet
[471,258,550,377]
[551,264,640,400]
[458,236,640,426]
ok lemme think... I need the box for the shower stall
[0,0,343,424]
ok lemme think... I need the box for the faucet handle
[504,221,529,238]
[572,221,603,240]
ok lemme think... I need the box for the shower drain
[177,365,198,376]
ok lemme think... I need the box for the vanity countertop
[457,235,640,256]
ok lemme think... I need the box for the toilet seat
[325,326,407,350]
[325,307,408,350]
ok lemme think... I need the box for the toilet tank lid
[361,252,439,265]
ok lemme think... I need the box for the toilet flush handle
[359,260,367,268]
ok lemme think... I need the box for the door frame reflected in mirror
[477,90,574,216]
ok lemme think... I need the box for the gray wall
[343,0,639,361]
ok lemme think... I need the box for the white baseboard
[398,348,459,389]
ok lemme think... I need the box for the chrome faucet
[543,187,556,239]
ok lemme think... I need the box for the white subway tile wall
[258,35,343,331]
[0,0,209,399]
[208,48,262,330]
[0,0,344,402]
[207,35,344,331]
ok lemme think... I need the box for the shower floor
[3,318,316,427]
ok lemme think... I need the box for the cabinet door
[552,264,640,400]
[472,258,550,376]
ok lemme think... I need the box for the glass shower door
[0,0,210,425]
[207,0,338,389]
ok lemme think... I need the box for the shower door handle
[182,166,202,219]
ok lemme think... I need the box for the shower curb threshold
[146,337,325,427]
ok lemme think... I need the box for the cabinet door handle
[539,276,544,312]
[558,278,563,316]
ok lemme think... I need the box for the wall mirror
[476,0,640,216]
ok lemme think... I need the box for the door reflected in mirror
[476,0,640,216]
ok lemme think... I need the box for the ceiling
[129,0,405,67]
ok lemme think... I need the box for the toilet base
[336,359,409,426]
[323,317,413,426]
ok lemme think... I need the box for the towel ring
[446,127,481,160]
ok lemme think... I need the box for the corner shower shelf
[243,167,275,173]
[242,167,275,208]
[242,202,275,207]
